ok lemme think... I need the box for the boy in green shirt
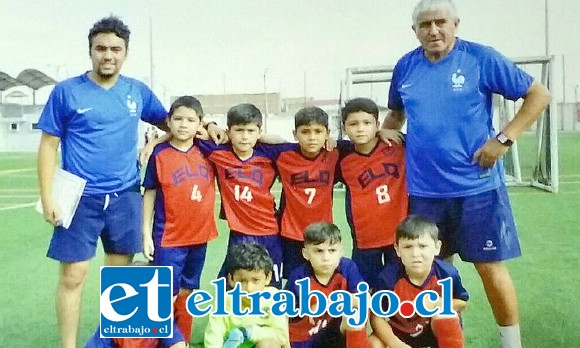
[204,242,290,348]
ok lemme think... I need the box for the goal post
[342,55,558,192]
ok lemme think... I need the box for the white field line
[0,167,35,175]
[0,195,39,198]
[0,174,37,179]
[0,189,38,192]
[509,190,580,196]
[0,155,33,160]
[0,202,36,211]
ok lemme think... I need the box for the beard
[97,71,115,79]
[96,64,117,79]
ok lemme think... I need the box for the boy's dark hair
[226,103,263,128]
[341,97,379,123]
[396,215,439,242]
[168,96,204,120]
[295,106,329,129]
[304,222,342,246]
[88,16,130,51]
[226,242,273,276]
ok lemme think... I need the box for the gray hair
[412,0,459,26]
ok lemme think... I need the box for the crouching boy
[286,222,370,348]
[204,242,290,347]
[369,215,468,348]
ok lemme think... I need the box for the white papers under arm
[36,168,87,229]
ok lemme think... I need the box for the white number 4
[304,188,317,204]
[375,184,391,204]
[190,185,202,202]
[234,185,253,202]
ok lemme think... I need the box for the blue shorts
[282,237,306,279]
[153,243,207,295]
[218,231,283,288]
[47,188,142,263]
[409,184,521,262]
[352,245,397,290]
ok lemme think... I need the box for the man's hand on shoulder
[377,129,404,146]
[195,126,210,141]
[139,132,171,167]
[206,123,229,144]
[325,137,337,151]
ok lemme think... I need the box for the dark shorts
[409,184,521,262]
[47,189,142,263]
[218,231,283,288]
[291,319,344,348]
[153,243,207,295]
[282,237,306,279]
[352,245,397,289]
[393,324,437,348]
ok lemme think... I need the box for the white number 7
[304,188,317,204]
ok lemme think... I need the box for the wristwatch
[495,132,514,147]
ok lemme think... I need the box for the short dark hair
[226,242,273,276]
[226,103,262,128]
[341,97,379,123]
[88,16,130,51]
[168,96,204,120]
[304,222,342,246]
[396,215,439,243]
[295,106,329,129]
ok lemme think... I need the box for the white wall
[0,114,42,152]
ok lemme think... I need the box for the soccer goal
[342,55,558,193]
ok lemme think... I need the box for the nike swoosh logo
[76,107,93,114]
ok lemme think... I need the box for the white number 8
[375,184,391,204]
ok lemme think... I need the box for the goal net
[341,55,558,192]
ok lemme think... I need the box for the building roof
[0,69,57,93]
[0,72,23,91]
[16,69,57,90]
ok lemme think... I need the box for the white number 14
[234,185,253,202]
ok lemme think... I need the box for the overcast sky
[1,0,579,106]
